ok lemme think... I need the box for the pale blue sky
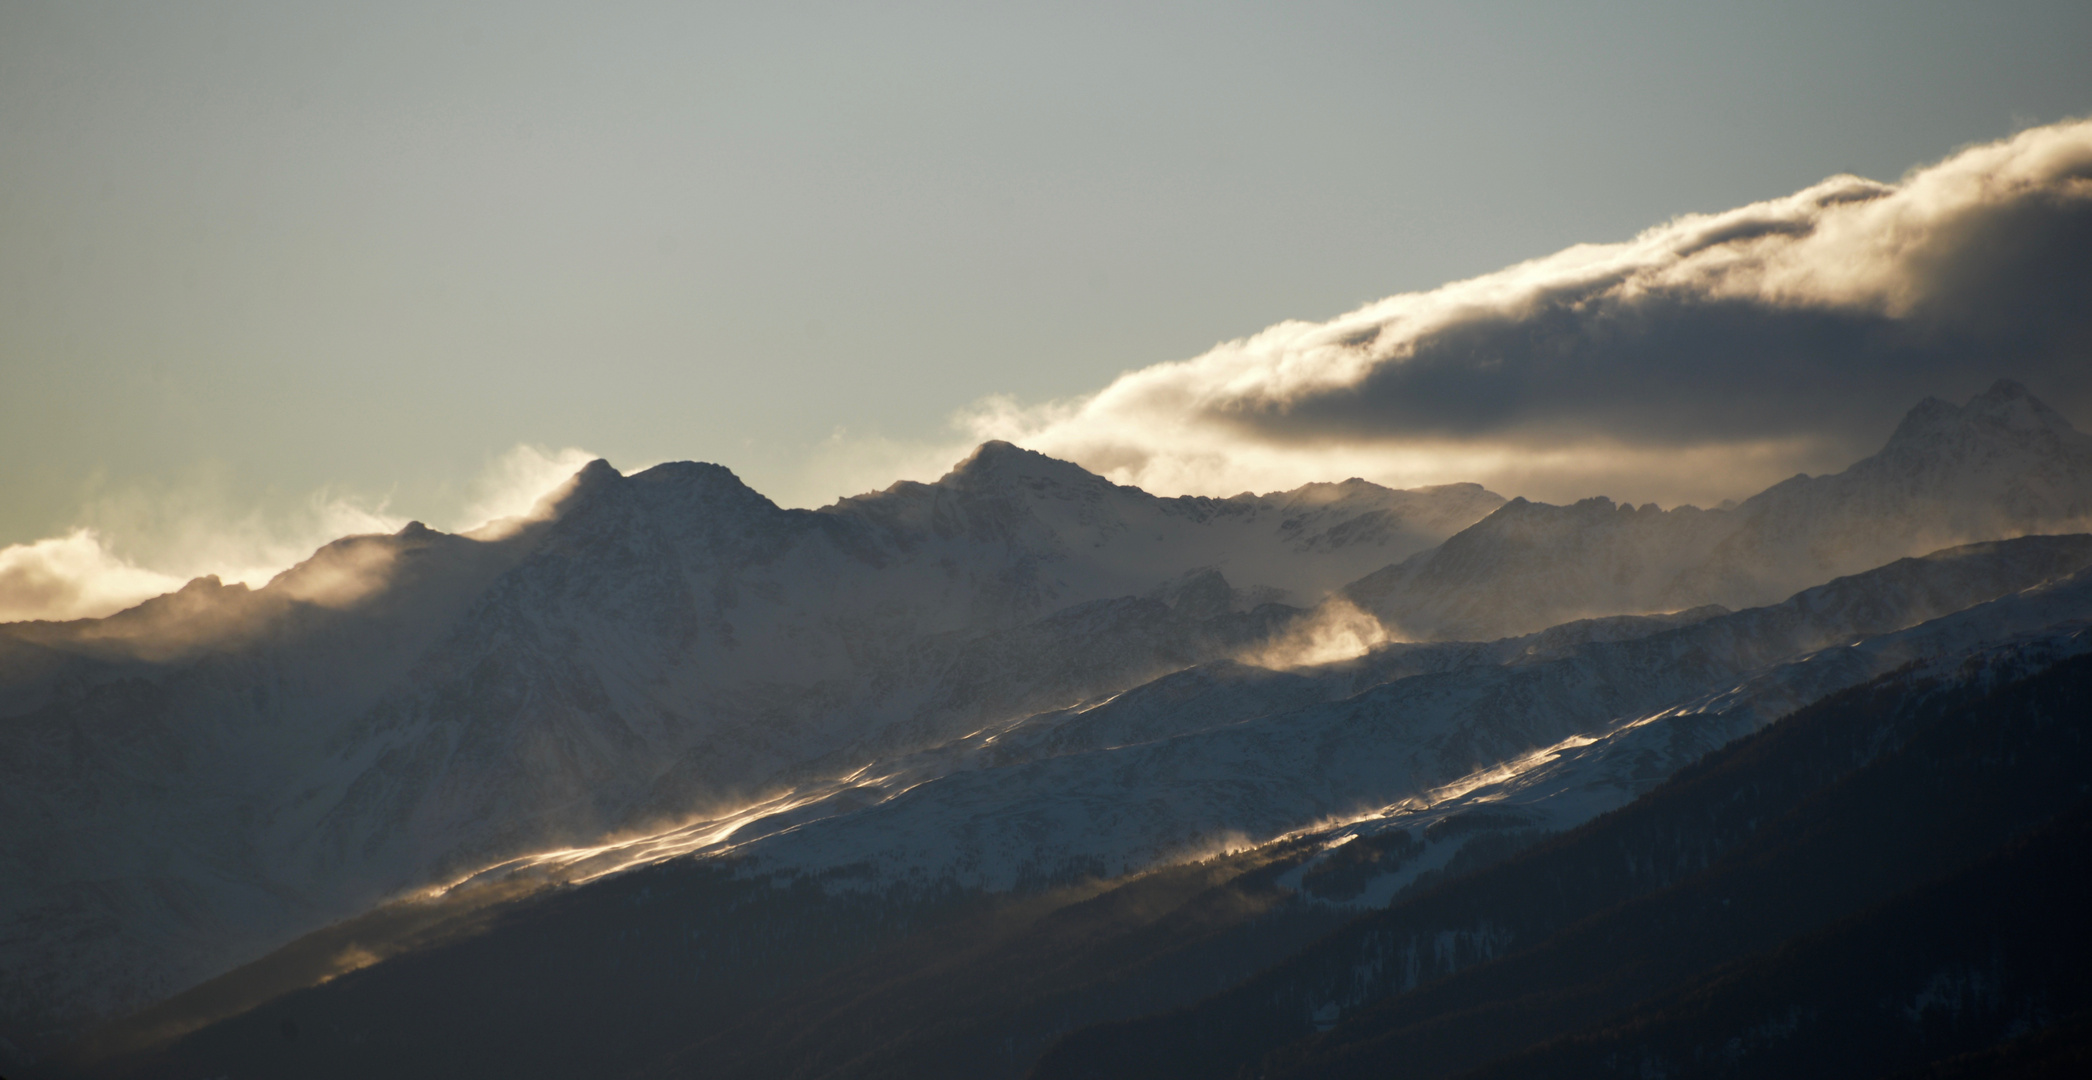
[4,1,2090,562]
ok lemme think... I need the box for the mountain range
[5,379,2092,1079]
[1348,379,2092,640]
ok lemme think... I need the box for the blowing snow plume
[1238,597,1397,669]
[0,445,597,623]
[973,119,2092,507]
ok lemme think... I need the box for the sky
[3,1,2091,620]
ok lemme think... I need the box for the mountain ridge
[1349,379,2092,639]
[0,442,1497,1045]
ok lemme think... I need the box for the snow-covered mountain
[611,535,2092,893]
[1029,616,2092,1080]
[8,383,2092,1064]
[1349,380,2092,640]
[0,449,1493,1045]
[74,535,2092,1080]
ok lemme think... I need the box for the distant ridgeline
[8,381,2092,1079]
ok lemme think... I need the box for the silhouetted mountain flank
[1350,380,2092,639]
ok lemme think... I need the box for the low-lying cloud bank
[0,445,597,623]
[971,119,2092,505]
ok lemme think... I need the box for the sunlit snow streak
[1266,707,1679,849]
[433,694,1670,901]
[1420,731,1604,807]
[433,607,2092,903]
[427,703,1063,894]
[430,788,835,894]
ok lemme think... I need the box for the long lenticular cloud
[971,119,2092,505]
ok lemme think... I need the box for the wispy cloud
[455,445,603,537]
[794,425,990,506]
[964,119,2092,505]
[0,530,189,626]
[14,124,2090,620]
[0,444,596,623]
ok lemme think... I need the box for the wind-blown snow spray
[1238,597,1401,669]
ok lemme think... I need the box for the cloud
[793,425,989,506]
[970,119,2092,505]
[0,492,408,623]
[0,444,596,623]
[0,530,188,624]
[455,444,603,537]
[14,125,2091,618]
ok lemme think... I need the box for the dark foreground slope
[1462,805,2092,1079]
[1034,642,2092,1080]
[52,842,1353,1080]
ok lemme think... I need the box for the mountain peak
[955,440,1040,470]
[1966,377,2076,432]
[573,457,622,487]
[628,460,751,489]
[944,441,1104,488]
[1976,377,2034,402]
[1885,379,2079,448]
[1886,396,1959,444]
[503,457,625,526]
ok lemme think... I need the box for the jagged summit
[1461,494,1665,530]
[573,456,622,485]
[498,456,625,524]
[563,457,624,500]
[1882,378,2082,449]
[1780,379,2092,516]
[942,439,1107,490]
[628,460,746,487]
[1972,376,2050,411]
[526,459,784,535]
[1349,380,2092,639]
[625,460,776,508]
[1887,396,1962,444]
[1250,475,1404,507]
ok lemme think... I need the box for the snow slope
[0,449,1492,1043]
[6,384,2088,1047]
[463,536,2092,896]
